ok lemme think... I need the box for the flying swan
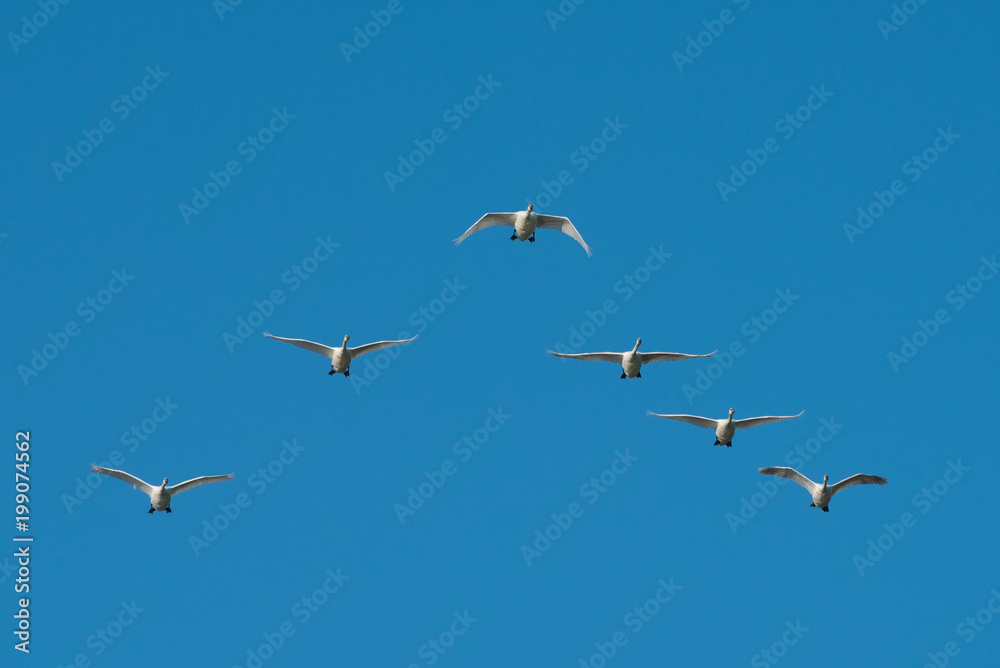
[453,204,592,256]
[758,467,888,512]
[548,338,716,379]
[90,465,234,514]
[264,333,417,376]
[646,408,803,446]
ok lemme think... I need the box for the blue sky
[3,1,999,666]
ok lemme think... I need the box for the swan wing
[646,412,719,430]
[453,213,517,246]
[641,350,717,364]
[90,465,155,496]
[547,351,624,364]
[350,335,418,359]
[758,467,819,494]
[536,215,593,256]
[733,410,804,430]
[169,474,235,496]
[829,473,888,495]
[263,332,337,360]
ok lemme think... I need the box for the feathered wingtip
[262,331,272,338]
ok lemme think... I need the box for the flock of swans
[91,205,886,514]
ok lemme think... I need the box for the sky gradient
[3,1,999,666]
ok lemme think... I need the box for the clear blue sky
[3,1,999,666]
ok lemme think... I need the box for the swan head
[162,477,169,486]
[343,335,350,343]
[636,337,642,347]
[823,474,829,484]
[728,408,735,417]
[526,203,534,213]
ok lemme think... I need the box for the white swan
[263,332,417,376]
[646,408,803,446]
[758,467,888,512]
[453,204,592,256]
[548,338,716,379]
[90,465,233,514]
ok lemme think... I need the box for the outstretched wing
[646,412,719,430]
[169,474,235,496]
[641,350,717,364]
[547,351,624,364]
[453,213,517,246]
[350,335,418,359]
[733,411,804,430]
[535,214,593,256]
[758,467,819,494]
[90,465,154,495]
[829,473,888,495]
[263,332,337,359]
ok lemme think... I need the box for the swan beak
[527,203,533,212]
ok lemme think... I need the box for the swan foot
[328,368,335,376]
[166,507,172,513]
[620,372,627,379]
[636,371,641,379]
[510,233,517,241]
[714,439,721,446]
[528,235,535,243]
[344,368,350,377]
[148,507,155,514]
[821,506,829,512]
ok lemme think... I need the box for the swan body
[90,465,234,513]
[549,338,716,379]
[264,332,417,376]
[453,204,592,256]
[647,408,803,446]
[758,467,888,512]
